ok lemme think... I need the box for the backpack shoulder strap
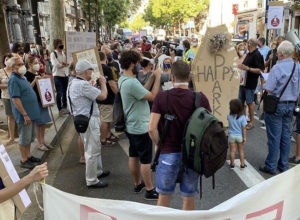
[194,92,202,109]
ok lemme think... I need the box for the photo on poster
[36,78,56,108]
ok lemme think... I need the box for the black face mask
[59,45,64,50]
[132,64,139,75]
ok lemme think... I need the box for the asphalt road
[48,113,298,211]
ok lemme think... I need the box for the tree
[129,13,148,31]
[0,0,10,68]
[49,0,65,50]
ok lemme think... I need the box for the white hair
[277,40,294,57]
[7,57,22,68]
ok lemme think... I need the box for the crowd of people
[1,33,300,211]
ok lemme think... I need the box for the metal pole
[49,106,63,154]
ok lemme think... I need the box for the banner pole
[49,106,64,154]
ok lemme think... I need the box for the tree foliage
[144,0,209,27]
[129,13,148,31]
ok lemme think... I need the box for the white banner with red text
[43,165,300,220]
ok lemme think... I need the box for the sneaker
[28,156,42,164]
[97,170,110,178]
[144,188,159,201]
[20,160,35,169]
[134,181,145,193]
[289,156,300,165]
[87,181,108,188]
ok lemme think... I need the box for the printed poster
[267,6,284,29]
[36,77,56,108]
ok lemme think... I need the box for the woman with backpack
[227,99,247,169]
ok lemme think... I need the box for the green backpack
[182,96,228,197]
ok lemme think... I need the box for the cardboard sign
[0,145,31,213]
[36,77,56,108]
[192,25,240,126]
[65,31,97,63]
[72,48,103,86]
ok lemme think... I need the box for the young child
[227,99,247,168]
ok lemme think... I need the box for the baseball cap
[75,59,97,74]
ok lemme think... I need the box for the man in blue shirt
[258,37,270,62]
[260,40,300,175]
[8,57,41,169]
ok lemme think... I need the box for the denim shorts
[156,153,199,197]
[239,86,255,105]
[228,135,243,143]
[18,121,36,146]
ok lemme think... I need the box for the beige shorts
[99,104,113,123]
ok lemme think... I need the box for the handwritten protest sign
[192,25,240,126]
[72,48,103,86]
[36,77,56,108]
[65,31,97,63]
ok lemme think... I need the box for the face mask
[59,45,64,50]
[18,65,27,76]
[164,63,171,69]
[192,42,198,47]
[33,64,40,71]
[30,48,37,54]
[239,51,244,56]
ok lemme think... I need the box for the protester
[238,38,264,130]
[50,39,69,116]
[265,36,285,72]
[68,62,85,164]
[8,57,41,169]
[25,57,52,151]
[182,40,194,66]
[191,37,199,56]
[227,99,247,168]
[0,162,48,203]
[11,43,23,58]
[260,41,300,175]
[0,53,16,146]
[148,60,211,210]
[102,45,121,81]
[98,52,119,145]
[142,36,151,52]
[124,39,132,50]
[111,43,121,60]
[257,37,270,62]
[137,54,154,86]
[67,60,110,188]
[119,50,161,200]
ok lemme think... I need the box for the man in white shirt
[68,60,110,188]
[50,39,69,115]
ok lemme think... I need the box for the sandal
[108,133,119,142]
[230,164,235,169]
[38,144,49,151]
[101,139,115,146]
[246,123,254,130]
[240,164,247,169]
[5,139,15,146]
[79,157,85,164]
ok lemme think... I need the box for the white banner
[267,6,284,29]
[43,165,300,220]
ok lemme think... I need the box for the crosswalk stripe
[226,160,265,188]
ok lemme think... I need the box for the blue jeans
[239,86,255,105]
[264,103,295,172]
[54,76,68,111]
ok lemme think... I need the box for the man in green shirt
[119,50,161,200]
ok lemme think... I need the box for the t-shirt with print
[8,73,40,124]
[227,114,247,136]
[151,89,211,154]
[97,64,115,105]
[118,75,149,135]
[68,78,101,117]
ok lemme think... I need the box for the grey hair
[7,57,22,68]
[248,38,258,47]
[277,40,294,57]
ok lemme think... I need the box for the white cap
[75,59,97,74]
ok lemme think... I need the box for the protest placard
[72,48,103,86]
[192,25,240,126]
[36,77,56,108]
[65,31,97,63]
[267,1,284,30]
[0,145,31,214]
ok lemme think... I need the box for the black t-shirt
[97,64,115,105]
[151,89,211,154]
[242,49,265,90]
[266,48,278,70]
[107,61,120,80]
[24,71,41,103]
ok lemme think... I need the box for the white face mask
[33,64,40,71]
[18,65,27,76]
[239,51,244,56]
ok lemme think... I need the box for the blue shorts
[239,86,255,105]
[156,153,199,197]
[18,121,36,146]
